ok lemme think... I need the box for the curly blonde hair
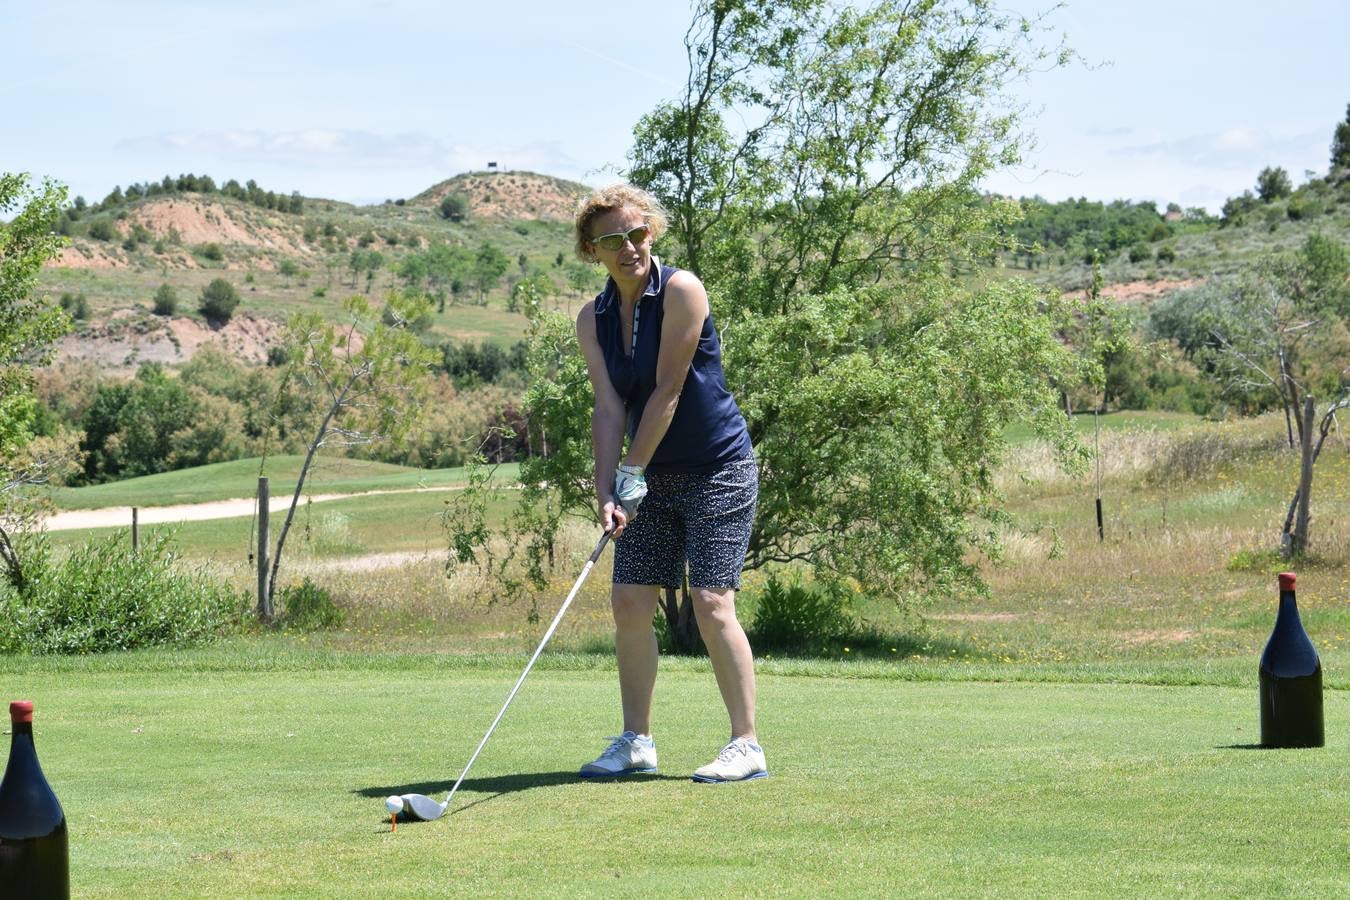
[573,184,669,263]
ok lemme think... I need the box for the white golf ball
[384,795,404,815]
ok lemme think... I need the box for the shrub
[199,278,240,322]
[152,283,178,315]
[1127,243,1150,264]
[1155,244,1177,264]
[1226,548,1286,574]
[87,218,116,241]
[748,575,857,653]
[59,292,90,320]
[439,193,469,221]
[277,578,344,631]
[198,242,224,261]
[0,532,243,654]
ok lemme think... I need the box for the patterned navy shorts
[612,455,758,590]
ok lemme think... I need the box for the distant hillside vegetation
[410,171,589,222]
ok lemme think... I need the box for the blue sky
[2,1,1346,213]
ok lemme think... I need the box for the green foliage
[58,292,90,320]
[1147,236,1350,424]
[618,1,1090,604]
[198,242,224,262]
[1221,190,1258,227]
[473,242,510,302]
[1225,547,1286,574]
[1256,166,1293,202]
[86,217,116,242]
[1006,196,1169,257]
[263,293,438,610]
[1155,244,1177,264]
[0,531,242,654]
[748,575,858,654]
[380,296,433,333]
[450,2,1101,620]
[1300,232,1350,315]
[439,192,470,221]
[1331,103,1350,170]
[277,577,344,631]
[77,364,198,482]
[199,277,241,322]
[1,172,71,511]
[152,283,178,315]
[1103,342,1216,415]
[437,338,527,386]
[444,293,594,601]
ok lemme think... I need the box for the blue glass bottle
[0,700,69,898]
[1258,573,1324,748]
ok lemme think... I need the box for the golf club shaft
[441,529,612,810]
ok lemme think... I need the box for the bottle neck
[1278,590,1299,615]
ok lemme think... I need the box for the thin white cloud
[1111,127,1325,168]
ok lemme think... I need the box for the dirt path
[42,486,448,532]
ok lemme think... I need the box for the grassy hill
[409,170,588,221]
[37,170,601,370]
[1006,172,1350,301]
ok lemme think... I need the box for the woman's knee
[691,587,737,627]
[611,584,659,628]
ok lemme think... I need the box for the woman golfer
[573,184,766,783]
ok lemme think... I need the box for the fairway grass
[9,656,1346,898]
[13,413,1349,895]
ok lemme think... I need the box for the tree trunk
[266,386,347,614]
[659,573,702,654]
[0,524,24,592]
[1290,395,1316,556]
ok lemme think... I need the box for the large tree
[1,173,74,587]
[454,0,1099,646]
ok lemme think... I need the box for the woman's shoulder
[661,267,708,315]
[575,298,599,335]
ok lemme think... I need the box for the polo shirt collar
[596,256,663,315]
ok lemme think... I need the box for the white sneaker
[578,731,658,777]
[691,737,768,783]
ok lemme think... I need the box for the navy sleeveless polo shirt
[594,259,752,474]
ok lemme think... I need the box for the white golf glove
[614,463,648,518]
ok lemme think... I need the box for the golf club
[391,527,614,822]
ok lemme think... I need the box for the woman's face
[588,206,652,281]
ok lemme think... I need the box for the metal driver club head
[388,528,614,823]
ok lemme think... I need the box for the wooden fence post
[257,477,271,621]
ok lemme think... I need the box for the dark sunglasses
[590,224,651,252]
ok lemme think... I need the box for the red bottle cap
[9,700,33,724]
[1278,572,1296,591]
